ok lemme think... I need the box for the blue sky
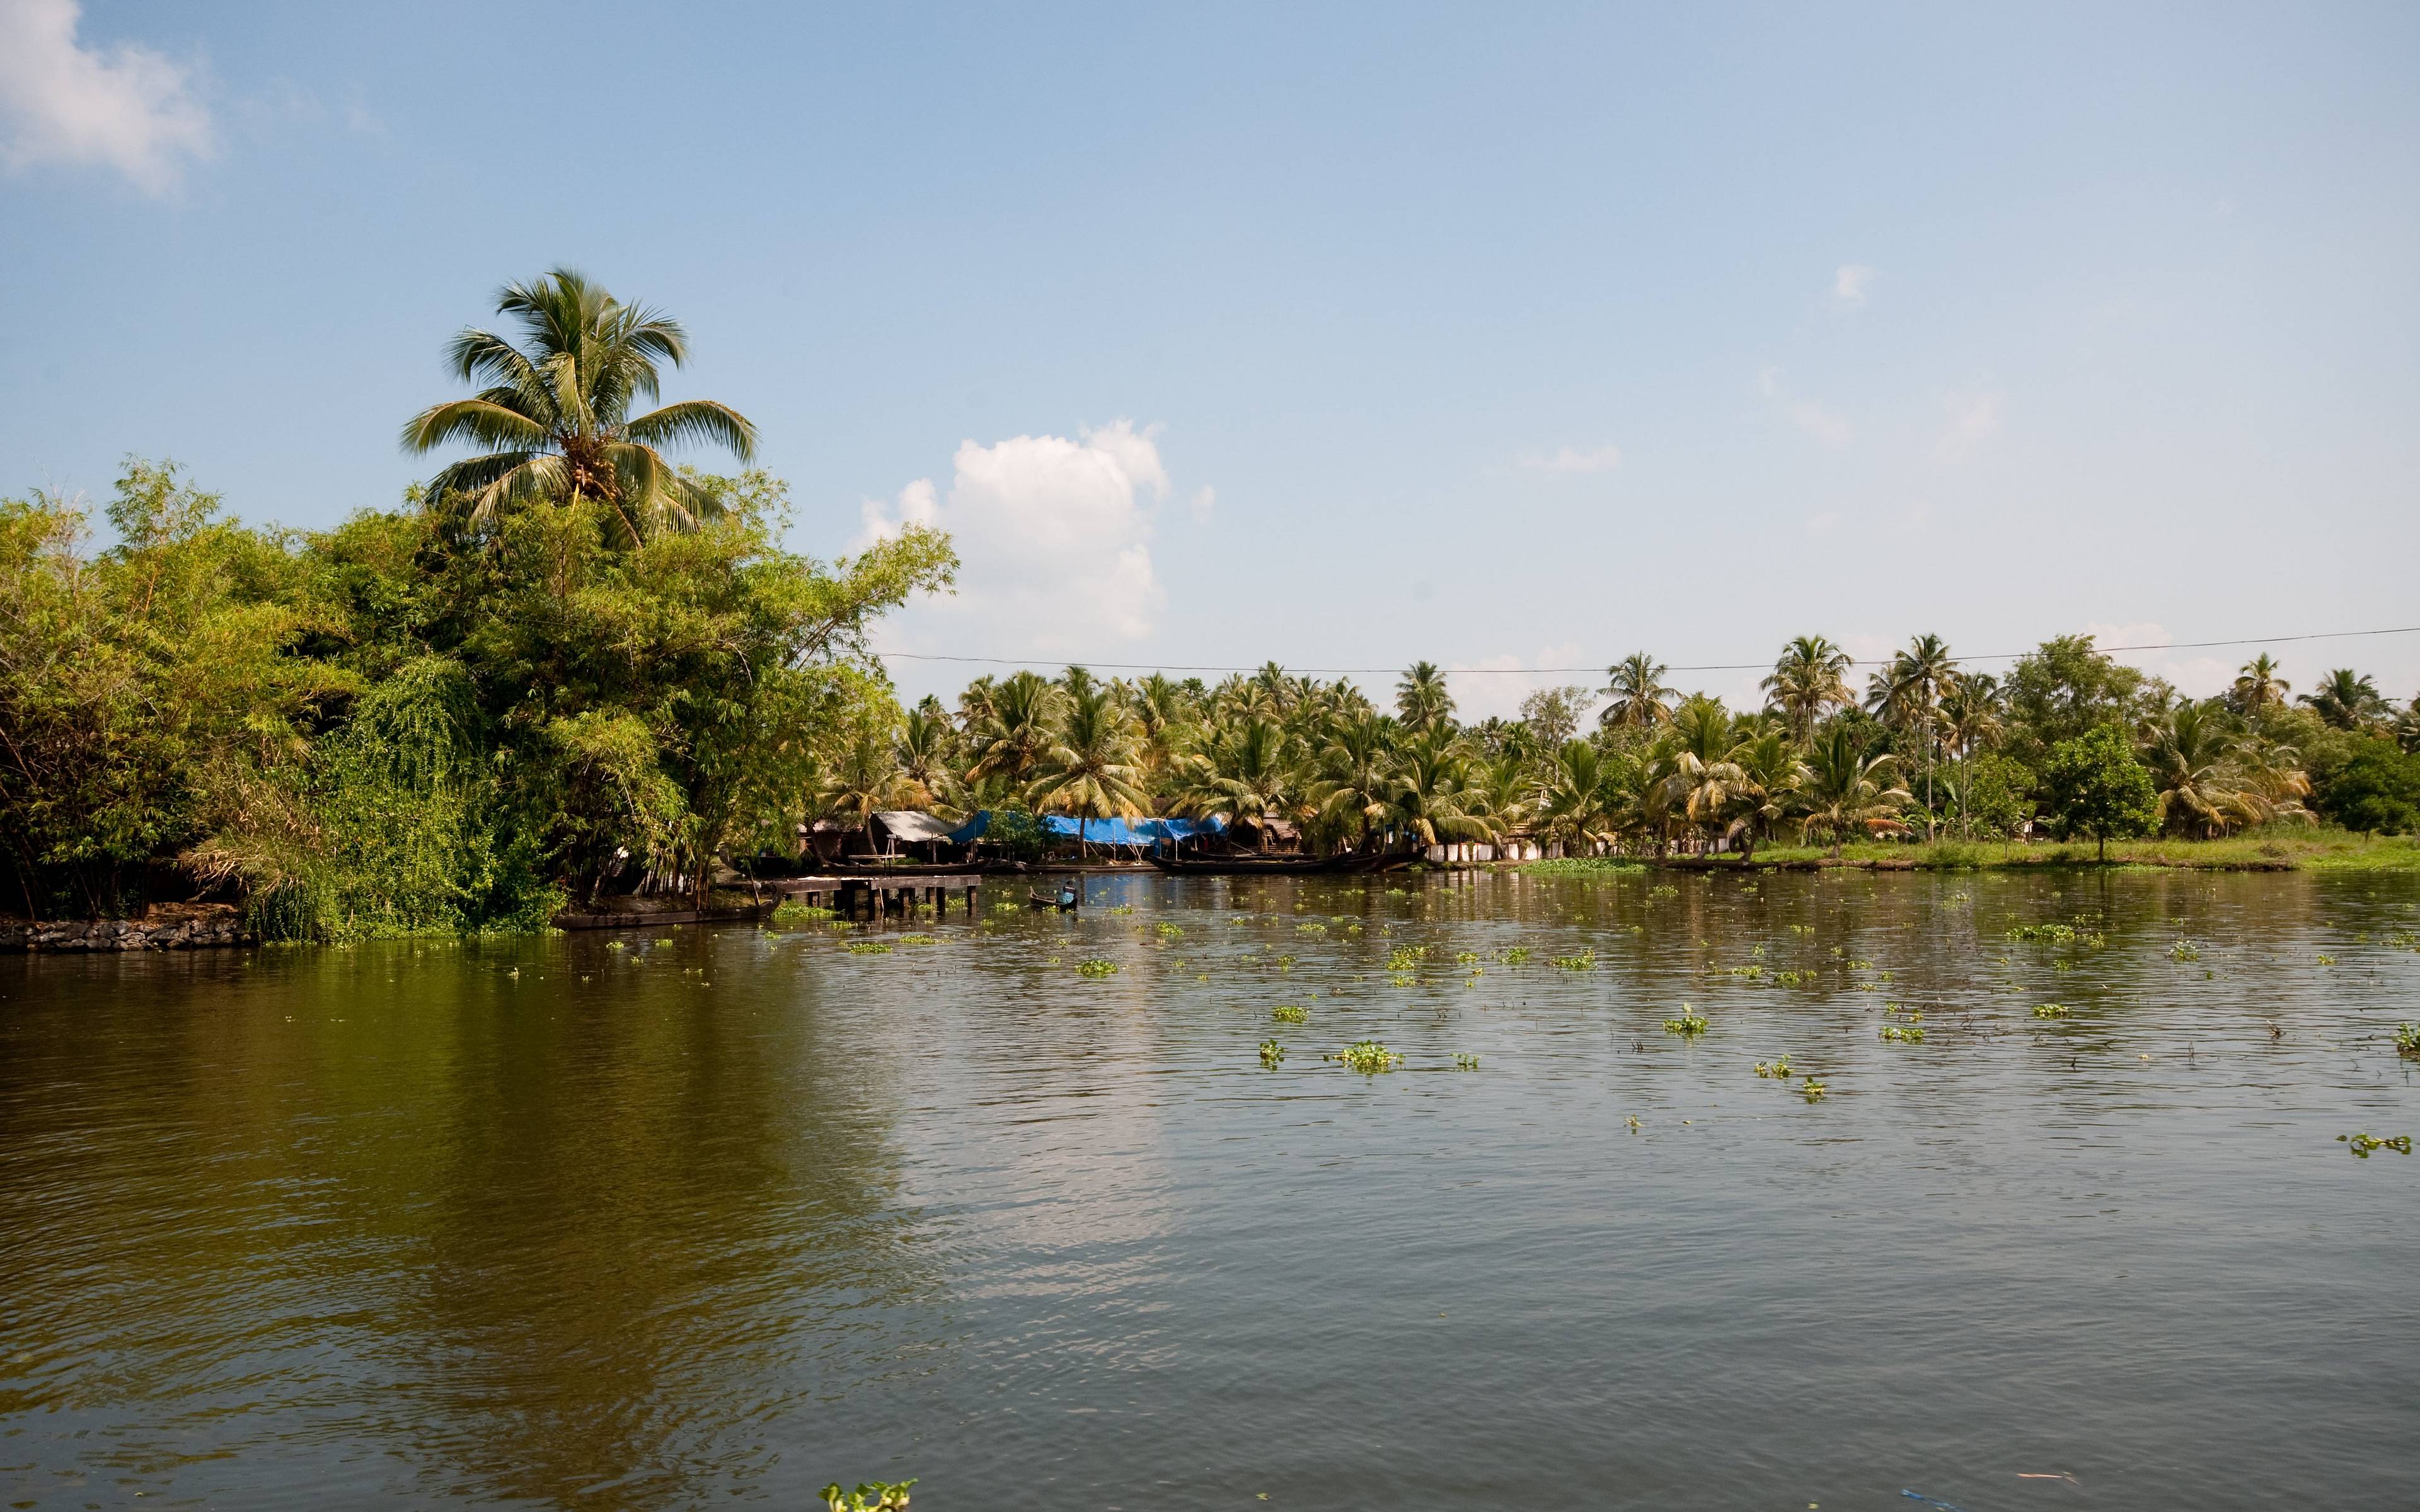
[4,1,2417,716]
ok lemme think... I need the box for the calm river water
[3,870,2417,1509]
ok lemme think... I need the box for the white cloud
[1517,444,1622,476]
[0,0,212,193]
[2083,621,2232,698]
[1833,263,1876,307]
[1758,366,1852,447]
[1443,644,1592,723]
[1935,392,2002,462]
[861,419,1177,657]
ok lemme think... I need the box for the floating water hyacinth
[2033,1003,2071,1019]
[2338,1132,2412,1158]
[2394,1023,2420,1058]
[1552,949,1596,971]
[1773,969,1813,987]
[771,901,835,924]
[1754,1056,1794,1079]
[822,1479,914,1512]
[1106,905,1134,915]
[846,942,894,954]
[1155,922,1183,938]
[2169,940,2202,961]
[1271,1005,1308,1023]
[1880,1024,1925,1043]
[1453,1053,1480,1070]
[1664,1007,1708,1037]
[1499,946,1531,965]
[1648,885,1679,899]
[2315,954,2336,965]
[1799,1077,1828,1102]
[1334,1040,1403,1074]
[1454,950,1481,965]
[1298,922,1328,936]
[1259,1040,1286,1068]
[896,933,938,945]
[1075,959,1119,978]
[1386,945,1428,971]
[2006,923,2077,943]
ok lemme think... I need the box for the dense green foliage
[2037,726,2160,859]
[830,634,2420,861]
[3,273,953,934]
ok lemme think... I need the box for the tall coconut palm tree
[402,268,758,542]
[1721,729,1807,862]
[1795,726,1911,857]
[1308,712,1400,853]
[964,670,1061,789]
[1761,635,1853,743]
[1538,740,1632,856]
[896,701,958,812]
[1865,634,1957,838]
[2300,668,2387,731]
[1396,662,1455,735]
[2230,655,2291,714]
[1657,696,1749,852]
[1175,717,1300,847]
[1937,675,2004,839]
[1383,728,1487,851]
[2397,696,2420,756]
[2142,701,2256,839]
[1027,686,1151,859]
[1599,652,1678,733]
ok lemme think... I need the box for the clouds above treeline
[0,0,212,194]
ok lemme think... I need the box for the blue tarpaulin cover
[942,811,1226,847]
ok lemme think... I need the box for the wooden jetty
[773,873,984,920]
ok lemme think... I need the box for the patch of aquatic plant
[1334,1040,1403,1073]
[1389,973,1417,988]
[1259,1040,1286,1068]
[1879,1024,1926,1043]
[1663,1007,1708,1037]
[1453,1053,1481,1070]
[824,1480,914,1511]
[1799,1077,1829,1102]
[1552,949,1596,971]
[2169,939,2202,961]
[606,939,626,951]
[1385,944,1429,971]
[2315,953,2335,965]
[1105,904,1134,915]
[1647,884,1679,899]
[1297,922,1328,936]
[1271,1005,1308,1023]
[2337,1131,2412,1158]
[1787,924,1815,937]
[2005,923,2077,943]
[1454,949,1481,965]
[1075,958,1119,978]
[1156,922,1184,938]
[2394,1023,2420,1058]
[1773,969,1814,987]
[770,900,834,924]
[2391,931,2419,949]
[1723,963,1764,978]
[991,900,1022,914]
[896,933,938,945]
[1754,1056,1793,1079]
[1499,946,1531,965]
[2032,1002,2071,1019]
[846,941,894,954]
[1276,954,1296,972]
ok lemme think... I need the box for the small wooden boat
[1027,885,1081,910]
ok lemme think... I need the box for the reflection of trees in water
[0,937,939,1507]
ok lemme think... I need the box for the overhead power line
[875,624,2420,678]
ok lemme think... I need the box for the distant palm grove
[868,639,2420,866]
[5,272,2419,936]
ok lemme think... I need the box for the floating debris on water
[1880,1024,1927,1043]
[2006,923,2076,943]
[1076,958,1119,977]
[1272,1005,1308,1024]
[1754,1056,1794,1079]
[1334,1040,1403,1074]
[1552,949,1597,971]
[2033,1003,2071,1019]
[1259,1040,1286,1068]
[1799,1077,1829,1102]
[2169,939,2203,961]
[2338,1132,2412,1158]
[1664,1007,1709,1037]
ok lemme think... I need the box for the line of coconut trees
[809,636,2419,857]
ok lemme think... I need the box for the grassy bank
[1519,828,2420,874]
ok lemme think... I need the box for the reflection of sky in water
[2,869,2417,1509]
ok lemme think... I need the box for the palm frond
[401,399,548,455]
[623,399,761,461]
